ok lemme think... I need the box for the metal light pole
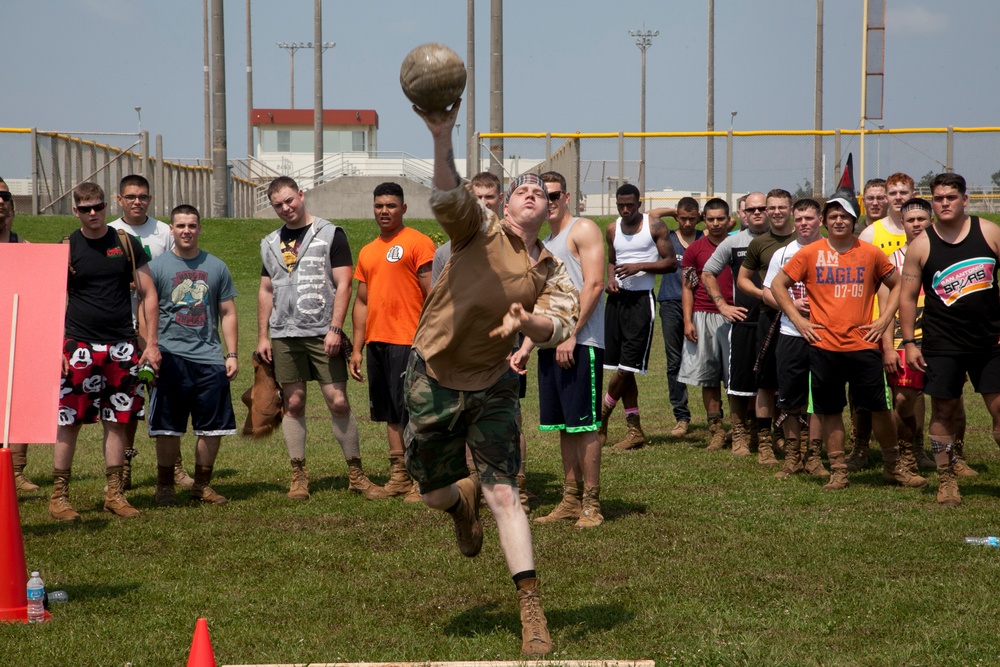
[211,0,228,217]
[813,0,824,196]
[134,106,142,135]
[203,0,211,161]
[629,27,658,197]
[246,0,253,157]
[313,1,329,183]
[466,0,476,178]
[489,0,503,181]
[706,0,715,196]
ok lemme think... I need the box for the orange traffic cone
[187,617,217,667]
[0,447,28,623]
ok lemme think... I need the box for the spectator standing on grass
[899,173,1000,507]
[598,183,676,450]
[511,171,606,528]
[50,182,161,522]
[349,182,434,503]
[771,189,927,492]
[676,198,733,451]
[108,174,178,491]
[148,205,238,507]
[405,99,578,656]
[648,197,703,437]
[257,176,386,502]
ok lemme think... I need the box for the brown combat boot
[575,485,604,529]
[48,469,80,522]
[516,473,533,513]
[612,413,646,450]
[104,466,140,518]
[516,577,553,656]
[952,440,978,477]
[730,420,751,456]
[598,401,615,447]
[845,443,870,472]
[882,445,928,488]
[936,464,962,507]
[347,458,390,500]
[382,455,414,497]
[757,429,779,466]
[898,439,920,475]
[288,458,310,500]
[670,420,690,437]
[403,480,423,503]
[772,424,786,456]
[174,454,195,489]
[707,414,726,451]
[823,452,850,491]
[449,476,482,557]
[11,447,40,492]
[913,442,937,471]
[802,439,830,478]
[774,438,803,479]
[191,465,228,505]
[534,480,583,524]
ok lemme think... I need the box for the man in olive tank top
[900,172,1000,508]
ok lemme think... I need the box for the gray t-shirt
[149,250,237,364]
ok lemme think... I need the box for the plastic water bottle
[964,536,1000,547]
[26,572,45,623]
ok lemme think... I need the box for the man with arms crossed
[350,182,435,501]
[513,171,606,528]
[598,184,676,450]
[899,173,1000,507]
[405,100,577,655]
[51,182,161,521]
[258,177,385,501]
[772,193,926,491]
[148,205,238,506]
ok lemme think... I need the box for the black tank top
[921,216,1000,354]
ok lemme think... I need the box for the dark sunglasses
[746,206,767,214]
[0,191,11,202]
[547,191,564,202]
[77,202,106,214]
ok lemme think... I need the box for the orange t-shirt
[354,226,436,345]
[781,238,895,352]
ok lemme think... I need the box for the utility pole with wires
[629,27,658,198]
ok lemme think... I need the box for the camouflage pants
[403,352,520,493]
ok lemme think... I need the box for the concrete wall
[254,175,436,220]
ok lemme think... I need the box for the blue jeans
[659,300,690,422]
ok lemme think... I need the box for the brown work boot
[121,457,133,491]
[845,444,870,472]
[730,420,751,456]
[598,401,615,447]
[913,444,937,471]
[103,466,140,518]
[936,464,962,508]
[516,473,533,513]
[347,458,390,500]
[48,469,81,522]
[154,484,176,507]
[516,577,553,656]
[882,446,928,488]
[449,476,482,557]
[898,439,920,475]
[802,439,830,478]
[757,429,779,466]
[748,420,759,451]
[192,465,228,505]
[707,414,726,451]
[823,462,850,491]
[774,438,803,479]
[575,485,604,529]
[772,425,786,456]
[11,447,40,492]
[403,477,423,503]
[953,440,978,477]
[382,455,414,497]
[174,455,195,489]
[612,413,646,450]
[288,458,310,501]
[670,420,690,437]
[535,480,583,524]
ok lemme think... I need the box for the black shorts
[604,289,654,374]
[366,342,412,424]
[148,352,237,437]
[775,334,810,411]
[728,322,758,396]
[755,311,780,390]
[924,351,1000,399]
[808,347,891,415]
[538,345,604,432]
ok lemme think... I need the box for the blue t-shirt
[657,229,703,302]
[149,250,237,364]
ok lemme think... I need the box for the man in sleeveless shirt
[598,183,676,450]
[900,172,1000,508]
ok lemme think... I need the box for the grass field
[3,212,1000,667]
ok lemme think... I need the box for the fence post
[155,135,165,217]
[142,131,151,178]
[103,146,112,199]
[946,126,954,173]
[834,130,841,182]
[30,129,38,215]
[74,139,83,190]
[725,129,733,209]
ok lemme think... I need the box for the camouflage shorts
[403,352,520,493]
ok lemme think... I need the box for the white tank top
[613,213,658,291]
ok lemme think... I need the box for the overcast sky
[4,0,999,188]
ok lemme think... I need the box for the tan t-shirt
[413,184,579,391]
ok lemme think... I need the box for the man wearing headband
[899,173,1000,508]
[407,100,578,656]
